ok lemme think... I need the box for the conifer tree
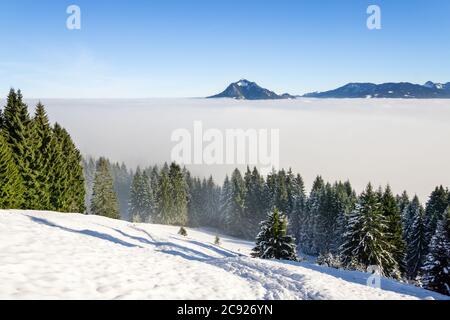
[341,183,399,277]
[219,175,233,229]
[156,163,173,224]
[90,157,120,219]
[111,162,133,220]
[168,162,188,226]
[424,186,449,248]
[30,103,53,210]
[51,124,85,212]
[0,133,24,209]
[252,208,298,261]
[129,168,154,222]
[83,157,97,214]
[226,168,247,238]
[397,191,410,215]
[403,195,427,279]
[421,210,450,295]
[2,89,36,208]
[381,185,405,270]
[244,167,267,238]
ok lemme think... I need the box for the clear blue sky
[0,0,449,98]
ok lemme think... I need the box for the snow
[237,80,249,87]
[1,210,448,300]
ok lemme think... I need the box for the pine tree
[169,162,188,226]
[424,186,449,249]
[397,191,410,215]
[287,173,306,237]
[51,124,85,213]
[129,168,154,223]
[219,175,233,229]
[403,195,427,279]
[0,133,24,209]
[83,156,97,214]
[30,103,53,210]
[111,162,133,220]
[301,176,325,255]
[252,208,298,261]
[156,163,173,224]
[244,167,267,238]
[421,209,449,295]
[341,183,399,277]
[90,157,120,219]
[2,89,36,208]
[381,185,405,271]
[226,168,247,238]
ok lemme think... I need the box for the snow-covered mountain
[208,79,296,100]
[304,81,450,99]
[1,210,448,300]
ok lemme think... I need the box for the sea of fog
[18,98,450,202]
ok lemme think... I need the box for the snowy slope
[0,210,448,300]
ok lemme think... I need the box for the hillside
[0,210,448,300]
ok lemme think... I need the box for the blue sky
[0,0,449,98]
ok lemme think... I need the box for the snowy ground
[0,210,448,300]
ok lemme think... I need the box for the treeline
[0,89,85,212]
[85,157,449,294]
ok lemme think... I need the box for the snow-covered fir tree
[424,186,449,249]
[421,209,449,295]
[340,183,399,277]
[403,195,427,279]
[381,185,405,271]
[252,208,298,261]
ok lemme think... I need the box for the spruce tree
[168,162,188,226]
[90,157,120,219]
[424,186,449,248]
[219,175,233,229]
[0,133,24,209]
[129,168,154,223]
[244,167,267,238]
[83,156,97,214]
[2,89,36,208]
[397,191,410,215]
[381,185,405,271]
[252,208,298,261]
[421,209,449,295]
[341,183,399,277]
[156,163,173,224]
[51,124,85,213]
[111,162,133,220]
[403,196,427,279]
[30,103,53,210]
[226,168,247,238]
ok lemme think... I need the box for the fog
[22,98,450,202]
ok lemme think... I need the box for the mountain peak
[208,79,293,100]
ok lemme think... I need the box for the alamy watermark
[366,265,382,289]
[171,121,280,175]
[367,5,382,30]
[66,5,81,30]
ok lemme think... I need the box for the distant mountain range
[208,80,450,99]
[304,81,450,99]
